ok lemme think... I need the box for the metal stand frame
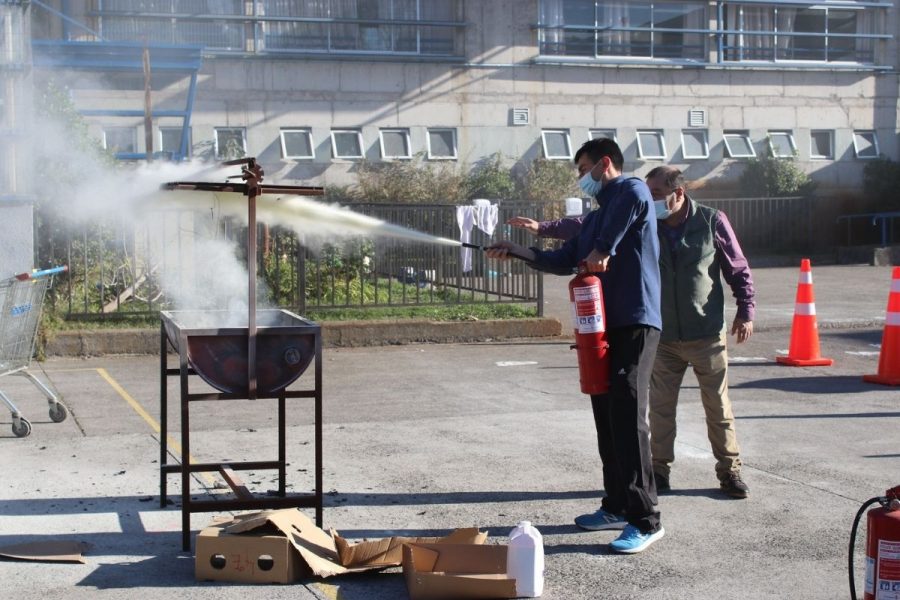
[158,324,323,552]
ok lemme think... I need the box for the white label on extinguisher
[875,540,900,599]
[572,285,604,334]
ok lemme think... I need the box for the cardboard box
[402,543,518,600]
[195,509,486,584]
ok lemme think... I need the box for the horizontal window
[542,129,572,160]
[103,126,136,154]
[681,129,709,159]
[94,0,466,57]
[721,3,884,65]
[537,0,890,68]
[723,130,755,158]
[214,127,247,160]
[853,130,879,159]
[331,130,364,159]
[427,128,457,159]
[767,131,796,158]
[159,126,192,159]
[589,129,617,142]
[539,0,707,61]
[380,128,411,159]
[280,128,314,159]
[809,130,834,160]
[637,130,666,160]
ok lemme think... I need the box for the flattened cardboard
[402,543,518,600]
[196,509,487,584]
[333,527,487,569]
[0,541,86,564]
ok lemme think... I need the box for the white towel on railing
[457,202,499,273]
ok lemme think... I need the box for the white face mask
[654,199,672,220]
[579,171,602,197]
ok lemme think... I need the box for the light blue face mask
[579,171,602,197]
[654,199,672,220]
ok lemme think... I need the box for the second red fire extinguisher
[850,485,900,600]
[569,268,610,395]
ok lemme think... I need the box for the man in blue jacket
[487,138,663,554]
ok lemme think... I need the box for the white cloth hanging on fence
[456,202,499,273]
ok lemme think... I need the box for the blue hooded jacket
[531,176,662,330]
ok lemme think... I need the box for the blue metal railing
[836,211,900,247]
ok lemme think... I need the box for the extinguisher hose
[849,496,886,600]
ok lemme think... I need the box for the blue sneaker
[609,524,665,554]
[574,508,626,531]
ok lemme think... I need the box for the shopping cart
[0,266,69,438]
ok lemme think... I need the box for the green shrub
[466,153,516,200]
[737,150,816,198]
[518,158,580,217]
[355,155,467,203]
[862,157,900,212]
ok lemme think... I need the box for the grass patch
[305,303,537,322]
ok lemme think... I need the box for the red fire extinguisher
[850,485,900,600]
[568,268,610,395]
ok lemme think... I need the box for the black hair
[645,166,685,191]
[574,138,625,171]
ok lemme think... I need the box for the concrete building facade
[27,0,900,197]
[1,0,34,276]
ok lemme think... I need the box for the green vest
[658,201,725,342]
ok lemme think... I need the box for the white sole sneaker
[610,526,665,554]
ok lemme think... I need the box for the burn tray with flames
[158,158,326,551]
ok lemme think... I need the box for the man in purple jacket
[509,166,755,499]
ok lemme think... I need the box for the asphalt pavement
[0,263,897,600]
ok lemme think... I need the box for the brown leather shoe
[720,472,749,498]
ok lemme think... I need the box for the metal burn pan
[161,309,319,397]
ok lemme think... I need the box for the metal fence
[697,195,840,255]
[38,200,563,320]
[36,194,848,321]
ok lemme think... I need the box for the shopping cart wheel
[12,417,32,438]
[49,403,68,423]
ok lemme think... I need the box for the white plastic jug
[507,520,544,597]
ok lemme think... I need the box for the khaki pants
[650,333,742,481]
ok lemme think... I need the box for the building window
[280,129,315,159]
[537,1,889,69]
[379,128,412,159]
[637,130,666,160]
[214,127,247,160]
[852,130,879,159]
[681,129,709,159]
[723,130,756,158]
[259,0,464,57]
[809,130,834,160]
[103,127,136,154]
[427,128,457,159]
[331,130,364,159]
[767,131,797,158]
[538,0,706,61]
[721,3,885,65]
[159,127,192,159]
[589,129,617,142]
[541,130,572,160]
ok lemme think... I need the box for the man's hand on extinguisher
[485,241,536,262]
[583,249,610,273]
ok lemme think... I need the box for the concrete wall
[39,0,900,197]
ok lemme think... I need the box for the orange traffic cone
[777,258,834,366]
[863,267,900,386]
